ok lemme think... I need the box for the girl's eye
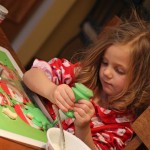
[115,67,125,75]
[101,59,108,66]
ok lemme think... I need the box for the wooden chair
[124,106,150,150]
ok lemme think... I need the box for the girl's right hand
[52,84,75,112]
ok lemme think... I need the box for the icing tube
[63,83,93,118]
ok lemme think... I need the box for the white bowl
[46,127,91,150]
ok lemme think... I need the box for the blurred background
[0,0,150,69]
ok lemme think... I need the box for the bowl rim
[47,127,91,150]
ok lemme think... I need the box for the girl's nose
[103,67,112,79]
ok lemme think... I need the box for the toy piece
[64,83,93,118]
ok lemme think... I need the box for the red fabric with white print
[32,58,135,150]
[32,58,76,85]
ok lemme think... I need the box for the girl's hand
[52,84,75,112]
[73,100,95,128]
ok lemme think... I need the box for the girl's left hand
[73,99,95,128]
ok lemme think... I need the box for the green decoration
[64,83,93,118]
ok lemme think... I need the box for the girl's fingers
[62,90,74,107]
[74,103,89,114]
[74,107,86,117]
[55,93,73,111]
[75,100,93,111]
[73,100,95,128]
[57,86,75,107]
[74,100,95,117]
[77,99,93,107]
[64,86,75,102]
[56,100,68,112]
[74,111,83,120]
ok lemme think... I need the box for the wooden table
[0,28,44,150]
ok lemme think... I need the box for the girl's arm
[73,100,96,150]
[23,68,57,103]
[75,124,97,150]
[23,68,75,111]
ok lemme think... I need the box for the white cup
[46,127,91,150]
[0,5,8,23]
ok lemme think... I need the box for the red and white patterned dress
[32,58,135,150]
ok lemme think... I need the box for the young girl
[23,18,150,149]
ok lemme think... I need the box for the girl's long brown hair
[73,15,150,117]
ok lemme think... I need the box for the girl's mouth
[102,80,112,87]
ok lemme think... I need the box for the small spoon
[52,105,65,150]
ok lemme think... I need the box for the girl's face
[99,44,131,97]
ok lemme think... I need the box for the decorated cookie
[2,107,17,119]
[23,106,55,130]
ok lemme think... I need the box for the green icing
[63,110,74,118]
[64,83,93,118]
[75,83,93,99]
[23,106,54,130]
